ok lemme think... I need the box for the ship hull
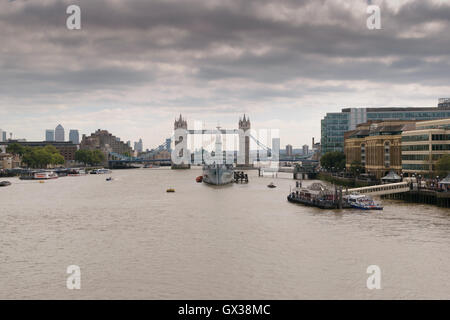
[202,165,234,185]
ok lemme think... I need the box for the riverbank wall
[383,190,450,208]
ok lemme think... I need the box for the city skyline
[1,0,450,148]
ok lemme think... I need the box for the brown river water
[1,168,449,299]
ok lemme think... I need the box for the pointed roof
[439,174,450,184]
[381,171,401,181]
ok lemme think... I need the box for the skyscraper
[0,129,3,142]
[134,139,143,153]
[55,124,65,142]
[69,130,80,144]
[45,129,55,141]
[302,144,309,155]
[286,144,293,156]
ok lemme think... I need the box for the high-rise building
[0,129,3,142]
[286,144,293,156]
[134,139,143,153]
[2,131,6,142]
[45,129,55,141]
[69,130,80,144]
[321,99,450,154]
[55,124,65,142]
[302,144,309,155]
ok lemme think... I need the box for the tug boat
[267,182,276,188]
[344,194,383,210]
[0,181,11,187]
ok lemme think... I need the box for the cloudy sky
[1,0,449,149]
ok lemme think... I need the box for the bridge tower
[238,114,251,167]
[172,114,190,169]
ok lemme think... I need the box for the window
[384,141,390,168]
[402,134,429,142]
[401,145,429,151]
[402,164,430,171]
[361,143,366,165]
[432,144,450,151]
[402,154,429,161]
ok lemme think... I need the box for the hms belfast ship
[202,127,234,185]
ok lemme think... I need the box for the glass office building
[321,99,450,154]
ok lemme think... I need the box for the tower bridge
[108,114,278,169]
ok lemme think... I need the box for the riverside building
[80,129,133,160]
[322,99,450,154]
[344,120,415,179]
[401,118,450,177]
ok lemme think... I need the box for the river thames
[1,168,450,299]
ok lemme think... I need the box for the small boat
[344,194,383,210]
[106,177,113,181]
[196,176,203,183]
[0,181,11,187]
[166,188,175,193]
[267,182,276,188]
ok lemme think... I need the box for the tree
[75,149,106,166]
[20,145,65,168]
[435,154,450,177]
[320,151,346,171]
[350,160,364,176]
[90,150,106,165]
[51,153,65,166]
[6,143,25,156]
[75,149,90,165]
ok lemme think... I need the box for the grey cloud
[0,0,449,108]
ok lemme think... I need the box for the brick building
[344,121,414,179]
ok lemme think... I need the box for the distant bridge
[107,114,285,168]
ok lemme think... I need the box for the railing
[347,182,410,196]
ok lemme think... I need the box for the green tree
[6,143,25,156]
[350,160,364,176]
[51,153,65,166]
[320,151,346,172]
[75,149,90,165]
[436,154,450,177]
[75,149,106,166]
[19,145,65,168]
[90,150,106,165]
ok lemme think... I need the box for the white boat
[90,168,111,174]
[34,171,58,180]
[344,194,383,210]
